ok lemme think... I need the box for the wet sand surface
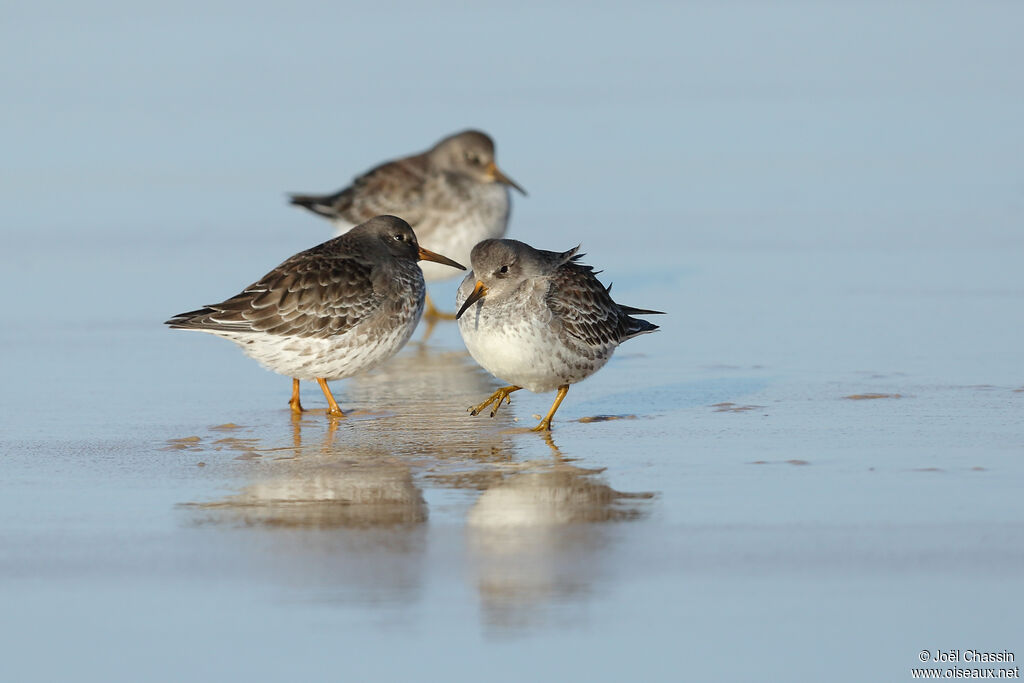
[4,243,1022,681]
[4,2,1024,681]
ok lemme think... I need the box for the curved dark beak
[486,161,527,196]
[418,246,465,270]
[456,280,488,320]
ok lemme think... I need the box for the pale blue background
[2,2,1022,682]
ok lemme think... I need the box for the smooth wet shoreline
[5,1,1024,679]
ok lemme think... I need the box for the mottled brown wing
[545,262,630,348]
[169,253,382,339]
[329,155,431,225]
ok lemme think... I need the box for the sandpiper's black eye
[393,233,405,242]
[465,152,480,165]
[496,264,510,277]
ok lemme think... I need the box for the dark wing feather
[545,262,660,347]
[166,252,382,339]
[618,304,665,316]
[289,154,431,225]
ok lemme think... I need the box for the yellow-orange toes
[469,386,522,417]
[530,385,569,432]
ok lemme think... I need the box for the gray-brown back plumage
[288,131,524,286]
[289,153,433,225]
[288,130,515,223]
[166,216,426,340]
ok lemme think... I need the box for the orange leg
[531,385,569,432]
[289,378,304,414]
[316,378,345,418]
[423,294,457,321]
[469,386,521,418]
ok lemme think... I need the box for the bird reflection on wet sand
[191,450,427,529]
[466,457,654,632]
[175,342,656,628]
[183,432,430,606]
[341,342,522,460]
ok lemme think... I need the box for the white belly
[459,320,574,393]
[211,307,421,381]
[457,278,612,393]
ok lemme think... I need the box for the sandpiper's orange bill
[417,247,465,270]
[486,161,527,196]
[456,280,489,319]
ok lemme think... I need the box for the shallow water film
[3,1,1024,681]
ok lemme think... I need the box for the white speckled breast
[456,273,614,393]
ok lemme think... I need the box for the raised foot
[468,386,521,418]
[529,419,554,432]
